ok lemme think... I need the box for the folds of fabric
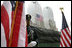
[1,1,12,47]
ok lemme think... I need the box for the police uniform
[29,26,60,47]
[26,14,38,47]
[26,14,60,47]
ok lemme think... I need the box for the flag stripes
[60,37,65,47]
[60,11,71,47]
[1,5,9,46]
[1,1,28,47]
[62,29,71,46]
[17,2,27,47]
[8,1,19,47]
[1,23,7,47]
[8,1,27,47]
[3,1,12,36]
[1,1,12,47]
[64,28,71,40]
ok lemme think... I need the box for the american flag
[8,1,28,47]
[1,1,28,47]
[36,14,43,21]
[60,11,71,47]
[1,1,12,47]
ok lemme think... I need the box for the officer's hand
[28,41,37,47]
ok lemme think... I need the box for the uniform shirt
[27,26,38,44]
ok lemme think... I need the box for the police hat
[26,14,31,20]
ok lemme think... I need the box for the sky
[1,1,71,31]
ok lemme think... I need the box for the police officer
[26,14,60,47]
[26,14,38,47]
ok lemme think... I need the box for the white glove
[28,41,37,47]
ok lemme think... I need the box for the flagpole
[8,1,18,47]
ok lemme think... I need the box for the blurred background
[1,1,71,31]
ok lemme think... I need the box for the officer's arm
[28,30,38,47]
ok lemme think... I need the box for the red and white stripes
[3,1,12,37]
[60,27,71,47]
[1,23,7,47]
[10,2,27,47]
[17,2,27,47]
[1,1,27,47]
[1,1,12,47]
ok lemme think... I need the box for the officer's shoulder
[30,26,36,28]
[30,26,38,31]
